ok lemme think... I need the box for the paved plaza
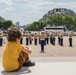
[0,57,76,75]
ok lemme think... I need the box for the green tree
[0,20,4,29]
[63,14,74,30]
[26,14,76,31]
[70,25,75,30]
[56,14,63,26]
[3,20,12,29]
[74,16,76,29]
[47,15,57,26]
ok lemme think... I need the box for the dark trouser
[45,38,47,45]
[30,40,32,44]
[69,38,72,46]
[52,38,55,45]
[40,40,45,52]
[60,38,63,46]
[51,38,53,44]
[34,39,37,45]
[26,38,29,45]
[0,38,3,46]
[58,37,60,45]
[50,37,52,44]
[10,51,29,72]
[20,38,23,44]
[45,38,49,44]
[47,38,49,44]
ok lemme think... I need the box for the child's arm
[22,46,32,54]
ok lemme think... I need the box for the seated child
[2,27,35,72]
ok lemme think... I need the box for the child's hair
[7,27,22,42]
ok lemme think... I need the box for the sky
[0,0,76,25]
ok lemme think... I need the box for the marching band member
[39,31,45,53]
[68,31,73,47]
[52,31,56,45]
[0,30,3,46]
[45,32,49,45]
[58,32,61,45]
[34,32,38,45]
[49,31,52,44]
[29,32,33,45]
[25,32,29,45]
[60,32,64,46]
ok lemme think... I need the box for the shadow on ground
[1,67,31,75]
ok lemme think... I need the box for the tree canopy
[0,20,15,30]
[26,14,76,31]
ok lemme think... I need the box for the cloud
[0,0,76,25]
[0,7,15,15]
[0,0,15,6]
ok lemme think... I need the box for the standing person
[68,31,73,47]
[38,32,40,44]
[25,32,29,45]
[19,28,24,44]
[2,27,35,72]
[45,32,49,45]
[20,35,23,44]
[58,32,61,45]
[0,30,3,46]
[34,32,38,45]
[60,32,64,46]
[52,32,56,45]
[47,32,49,44]
[44,32,47,45]
[49,31,52,44]
[29,32,33,45]
[39,31,45,53]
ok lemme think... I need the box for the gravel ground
[0,36,76,57]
